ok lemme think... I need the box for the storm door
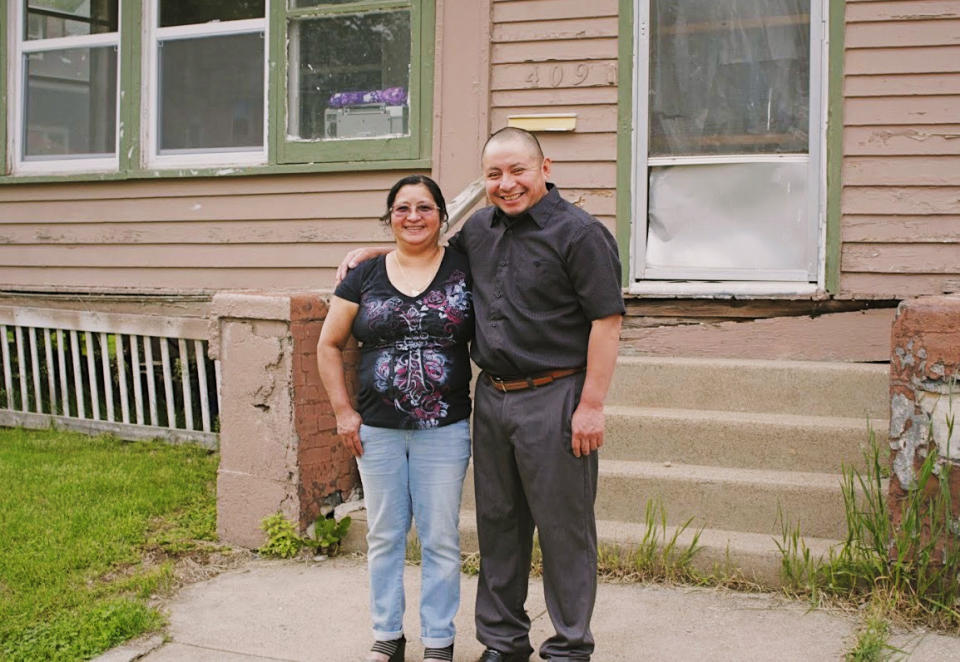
[632,0,824,288]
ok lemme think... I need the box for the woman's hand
[336,408,364,457]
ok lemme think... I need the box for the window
[146,0,267,168]
[2,0,434,177]
[632,0,824,288]
[276,0,432,163]
[13,0,120,174]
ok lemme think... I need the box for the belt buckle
[488,374,509,392]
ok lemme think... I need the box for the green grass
[0,427,219,661]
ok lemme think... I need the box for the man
[341,127,624,660]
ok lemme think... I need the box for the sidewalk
[97,555,960,662]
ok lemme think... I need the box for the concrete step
[339,356,888,588]
[595,460,852,540]
[461,460,851,540]
[340,509,841,588]
[608,356,888,419]
[604,405,883,473]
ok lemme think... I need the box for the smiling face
[389,183,443,249]
[482,137,551,217]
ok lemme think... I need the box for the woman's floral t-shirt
[334,248,473,429]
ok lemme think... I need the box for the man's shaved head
[481,127,551,216]
[482,127,544,162]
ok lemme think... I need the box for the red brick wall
[290,294,361,528]
[889,295,960,550]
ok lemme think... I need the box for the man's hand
[335,247,388,284]
[571,400,604,457]
[336,408,364,457]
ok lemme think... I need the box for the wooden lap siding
[840,0,960,299]
[0,172,406,292]
[490,0,620,236]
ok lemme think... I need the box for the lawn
[0,427,220,661]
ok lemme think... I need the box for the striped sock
[423,643,454,661]
[369,635,404,659]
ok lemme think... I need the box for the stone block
[217,469,300,549]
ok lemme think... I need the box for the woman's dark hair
[380,175,448,225]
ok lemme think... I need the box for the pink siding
[5,1,959,303]
[0,173,405,291]
[490,0,620,227]
[840,0,960,298]
[0,1,490,294]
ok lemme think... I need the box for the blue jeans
[357,420,471,648]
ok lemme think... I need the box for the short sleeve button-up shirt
[450,184,624,376]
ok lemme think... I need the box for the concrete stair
[593,356,888,585]
[343,356,890,587]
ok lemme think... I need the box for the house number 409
[524,63,615,88]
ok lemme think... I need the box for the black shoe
[477,648,529,662]
[368,635,405,662]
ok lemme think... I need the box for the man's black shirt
[449,184,624,376]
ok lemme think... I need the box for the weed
[595,499,703,583]
[779,418,960,631]
[846,608,900,662]
[258,513,305,559]
[406,536,423,564]
[457,498,707,585]
[258,512,352,559]
[461,551,480,575]
[303,515,352,556]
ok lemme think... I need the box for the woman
[317,175,473,662]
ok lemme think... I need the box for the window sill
[628,281,823,299]
[0,157,432,185]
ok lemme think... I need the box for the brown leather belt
[485,367,584,393]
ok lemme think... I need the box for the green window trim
[118,0,142,173]
[824,0,846,295]
[0,0,7,177]
[0,158,433,185]
[0,0,435,183]
[271,0,434,165]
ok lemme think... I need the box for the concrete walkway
[97,555,960,662]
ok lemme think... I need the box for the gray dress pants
[473,372,598,661]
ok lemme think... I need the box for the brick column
[290,294,360,526]
[889,295,960,544]
[211,292,359,547]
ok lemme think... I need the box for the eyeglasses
[390,203,440,217]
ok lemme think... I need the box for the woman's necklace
[392,248,444,296]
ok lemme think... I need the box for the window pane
[158,33,264,152]
[646,162,809,274]
[649,0,809,157]
[23,46,117,158]
[25,0,118,40]
[159,0,264,27]
[289,10,411,141]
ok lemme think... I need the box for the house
[2,0,959,567]
[2,0,957,314]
